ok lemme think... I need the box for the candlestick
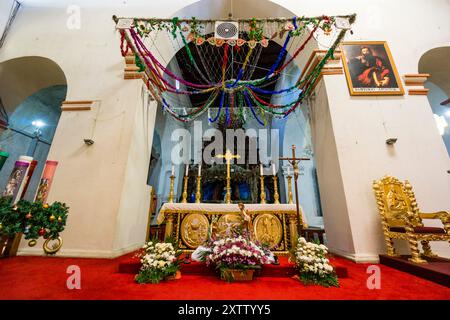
[181,175,189,203]
[273,175,280,204]
[168,174,175,203]
[259,176,266,204]
[195,176,202,203]
[287,175,294,204]
[185,164,189,176]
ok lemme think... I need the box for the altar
[157,203,308,255]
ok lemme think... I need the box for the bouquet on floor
[292,237,339,287]
[135,239,182,284]
[194,233,274,282]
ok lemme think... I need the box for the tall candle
[260,164,263,176]
[198,164,201,176]
[171,165,175,176]
[287,165,291,176]
[185,164,189,176]
[272,163,276,175]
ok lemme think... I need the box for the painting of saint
[341,41,404,95]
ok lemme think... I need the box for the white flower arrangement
[135,240,181,284]
[293,237,339,287]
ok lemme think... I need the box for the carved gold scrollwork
[180,213,209,248]
[216,213,244,237]
[253,214,282,249]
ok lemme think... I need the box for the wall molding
[124,52,143,80]
[61,100,94,111]
[403,73,430,96]
[329,247,380,263]
[299,49,343,94]
[17,242,143,259]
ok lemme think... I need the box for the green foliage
[298,271,339,288]
[248,18,264,41]
[135,261,180,284]
[0,197,69,241]
[0,197,21,236]
[135,239,182,284]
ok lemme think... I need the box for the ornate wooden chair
[373,176,449,263]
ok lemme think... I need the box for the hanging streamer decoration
[114,14,356,124]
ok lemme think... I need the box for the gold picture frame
[341,41,404,96]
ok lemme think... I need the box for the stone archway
[419,46,450,155]
[0,56,67,199]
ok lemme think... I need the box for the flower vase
[220,268,255,282]
[166,270,182,281]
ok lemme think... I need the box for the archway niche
[0,56,67,199]
[146,0,325,228]
[419,46,450,156]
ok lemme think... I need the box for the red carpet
[0,252,449,300]
[118,254,349,278]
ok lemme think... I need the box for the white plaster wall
[1,0,448,259]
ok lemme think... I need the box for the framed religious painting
[341,41,404,96]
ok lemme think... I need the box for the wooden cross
[279,145,310,233]
[216,149,240,204]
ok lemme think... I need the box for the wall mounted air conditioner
[214,21,239,40]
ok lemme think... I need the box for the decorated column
[2,159,30,204]
[35,160,58,203]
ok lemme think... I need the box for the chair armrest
[419,211,450,232]
[419,211,449,221]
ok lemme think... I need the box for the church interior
[0,0,449,301]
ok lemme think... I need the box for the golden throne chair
[373,176,450,263]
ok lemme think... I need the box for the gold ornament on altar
[253,213,282,249]
[28,239,37,247]
[168,174,175,203]
[216,213,244,237]
[49,215,55,222]
[181,176,189,203]
[180,213,209,248]
[286,175,294,204]
[215,149,240,204]
[259,176,266,204]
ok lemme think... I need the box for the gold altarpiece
[157,203,307,255]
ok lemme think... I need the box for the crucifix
[215,149,241,204]
[279,144,310,233]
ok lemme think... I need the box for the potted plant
[198,234,273,282]
[292,237,339,287]
[135,238,182,284]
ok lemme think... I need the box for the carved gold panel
[253,213,283,249]
[180,213,209,248]
[216,213,244,237]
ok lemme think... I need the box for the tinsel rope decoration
[114,14,356,123]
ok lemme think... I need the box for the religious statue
[238,202,253,239]
[3,169,22,197]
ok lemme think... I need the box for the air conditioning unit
[214,21,239,40]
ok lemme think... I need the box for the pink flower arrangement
[203,235,273,270]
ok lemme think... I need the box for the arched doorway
[0,56,67,199]
[145,0,324,227]
[419,46,450,156]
